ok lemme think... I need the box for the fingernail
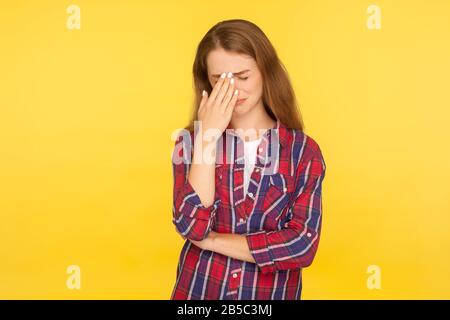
[202,90,206,96]
[227,72,232,78]
[221,72,226,78]
[234,89,238,95]
[230,78,234,84]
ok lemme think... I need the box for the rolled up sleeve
[246,148,326,274]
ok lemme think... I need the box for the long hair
[184,19,304,133]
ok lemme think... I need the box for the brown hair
[184,19,305,133]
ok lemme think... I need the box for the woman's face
[206,47,264,114]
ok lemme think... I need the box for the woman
[170,19,326,300]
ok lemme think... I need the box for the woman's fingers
[198,89,208,113]
[208,72,227,104]
[225,88,239,116]
[215,72,232,107]
[197,70,238,135]
[220,76,236,113]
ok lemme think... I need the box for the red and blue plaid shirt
[170,119,326,300]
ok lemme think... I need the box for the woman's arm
[190,147,326,273]
[190,72,239,207]
[188,134,217,207]
[172,73,239,241]
[190,231,256,264]
[172,133,220,241]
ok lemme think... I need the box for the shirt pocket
[258,172,296,230]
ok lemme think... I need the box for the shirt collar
[223,118,288,149]
[219,119,289,174]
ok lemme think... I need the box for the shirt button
[258,147,263,153]
[232,273,238,278]
[307,232,312,238]
[283,187,287,192]
[239,218,246,224]
[255,168,260,172]
[248,192,253,198]
[219,174,222,179]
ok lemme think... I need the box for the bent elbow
[172,216,212,242]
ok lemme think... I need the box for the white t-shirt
[243,137,262,195]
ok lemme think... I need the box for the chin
[234,103,250,113]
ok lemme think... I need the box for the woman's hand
[198,72,239,139]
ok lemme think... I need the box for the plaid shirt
[170,119,326,300]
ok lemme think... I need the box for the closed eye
[213,76,248,85]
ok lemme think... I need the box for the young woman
[170,19,326,300]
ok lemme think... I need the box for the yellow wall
[1,0,449,299]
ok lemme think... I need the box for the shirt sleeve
[245,147,326,274]
[171,132,221,241]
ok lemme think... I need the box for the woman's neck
[229,105,276,142]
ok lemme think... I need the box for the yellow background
[1,0,449,299]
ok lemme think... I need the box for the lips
[236,98,247,105]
